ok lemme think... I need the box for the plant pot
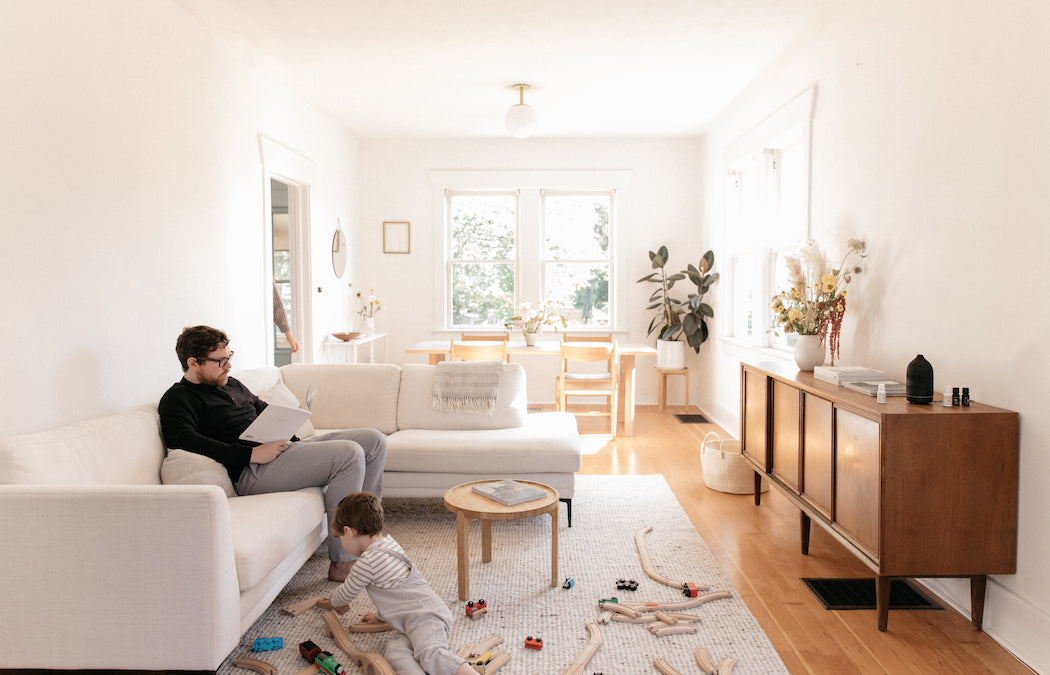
[793,335,825,371]
[523,332,538,346]
[364,317,375,335]
[656,339,686,369]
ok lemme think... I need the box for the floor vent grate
[674,414,710,424]
[801,578,942,611]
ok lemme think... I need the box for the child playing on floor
[323,492,475,675]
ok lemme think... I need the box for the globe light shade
[505,103,538,138]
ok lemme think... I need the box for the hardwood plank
[570,404,1035,675]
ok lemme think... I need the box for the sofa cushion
[385,412,581,474]
[160,449,237,497]
[0,406,165,486]
[226,488,325,591]
[255,380,317,439]
[279,364,401,435]
[397,363,526,431]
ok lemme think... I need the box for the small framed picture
[383,221,411,254]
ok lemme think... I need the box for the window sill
[719,336,794,365]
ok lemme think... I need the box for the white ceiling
[174,0,844,138]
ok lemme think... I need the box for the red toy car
[465,599,488,620]
[524,636,543,650]
[683,582,699,597]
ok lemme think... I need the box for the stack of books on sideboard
[813,365,907,396]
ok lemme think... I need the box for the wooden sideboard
[739,360,1019,631]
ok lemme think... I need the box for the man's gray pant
[235,428,387,561]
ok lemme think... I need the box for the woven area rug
[219,474,788,674]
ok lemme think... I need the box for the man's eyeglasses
[196,351,234,368]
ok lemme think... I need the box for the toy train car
[683,582,699,597]
[465,599,488,620]
[299,639,345,675]
[524,636,543,650]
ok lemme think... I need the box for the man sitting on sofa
[158,325,387,582]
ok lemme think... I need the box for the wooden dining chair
[556,341,618,435]
[449,340,509,362]
[460,332,510,342]
[561,332,613,342]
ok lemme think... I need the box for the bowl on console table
[332,331,361,341]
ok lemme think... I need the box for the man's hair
[332,492,384,537]
[175,325,229,372]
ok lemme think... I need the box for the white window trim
[429,170,632,333]
[721,85,816,352]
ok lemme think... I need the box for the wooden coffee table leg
[550,503,559,587]
[456,512,471,601]
[481,518,493,563]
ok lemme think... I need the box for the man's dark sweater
[158,376,268,483]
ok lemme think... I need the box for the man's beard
[200,371,229,387]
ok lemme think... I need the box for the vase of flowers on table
[352,285,381,334]
[771,239,866,369]
[505,301,566,346]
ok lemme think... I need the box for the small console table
[739,360,1019,631]
[322,332,388,364]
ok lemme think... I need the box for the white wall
[354,138,705,403]
[698,0,1050,670]
[0,0,361,436]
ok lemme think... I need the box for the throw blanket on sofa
[431,361,504,415]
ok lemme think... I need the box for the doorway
[271,178,294,366]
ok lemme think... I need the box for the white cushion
[397,363,526,430]
[226,488,325,591]
[0,406,165,486]
[256,379,316,439]
[279,364,401,434]
[385,412,580,473]
[232,366,282,396]
[160,449,236,498]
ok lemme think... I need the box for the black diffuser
[906,354,934,404]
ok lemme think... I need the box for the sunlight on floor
[578,434,612,455]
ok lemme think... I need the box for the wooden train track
[635,526,710,592]
[456,634,511,673]
[322,610,397,675]
[233,657,277,675]
[695,646,737,674]
[559,621,602,675]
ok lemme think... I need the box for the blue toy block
[253,637,284,652]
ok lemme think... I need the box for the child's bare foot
[329,560,354,582]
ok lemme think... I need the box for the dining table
[405,339,657,436]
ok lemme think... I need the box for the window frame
[430,170,631,333]
[723,86,815,351]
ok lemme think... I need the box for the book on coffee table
[472,479,546,506]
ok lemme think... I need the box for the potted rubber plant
[638,246,719,368]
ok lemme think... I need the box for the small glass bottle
[876,383,887,404]
[962,387,970,406]
[952,387,961,406]
[942,385,952,407]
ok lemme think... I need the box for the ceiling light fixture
[504,83,538,138]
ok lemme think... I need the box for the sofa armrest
[0,484,241,670]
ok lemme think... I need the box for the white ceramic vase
[656,339,686,370]
[365,317,375,334]
[523,332,538,346]
[793,334,826,371]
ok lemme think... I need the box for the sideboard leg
[876,575,891,631]
[753,472,762,506]
[971,575,987,631]
[800,512,811,555]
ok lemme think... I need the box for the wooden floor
[567,404,1034,675]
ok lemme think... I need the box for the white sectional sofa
[0,361,580,671]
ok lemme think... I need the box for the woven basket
[700,431,767,495]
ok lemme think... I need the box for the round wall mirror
[331,220,347,278]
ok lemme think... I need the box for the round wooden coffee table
[443,480,559,601]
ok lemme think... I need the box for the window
[543,192,611,327]
[448,192,517,327]
[433,171,629,332]
[725,87,815,350]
